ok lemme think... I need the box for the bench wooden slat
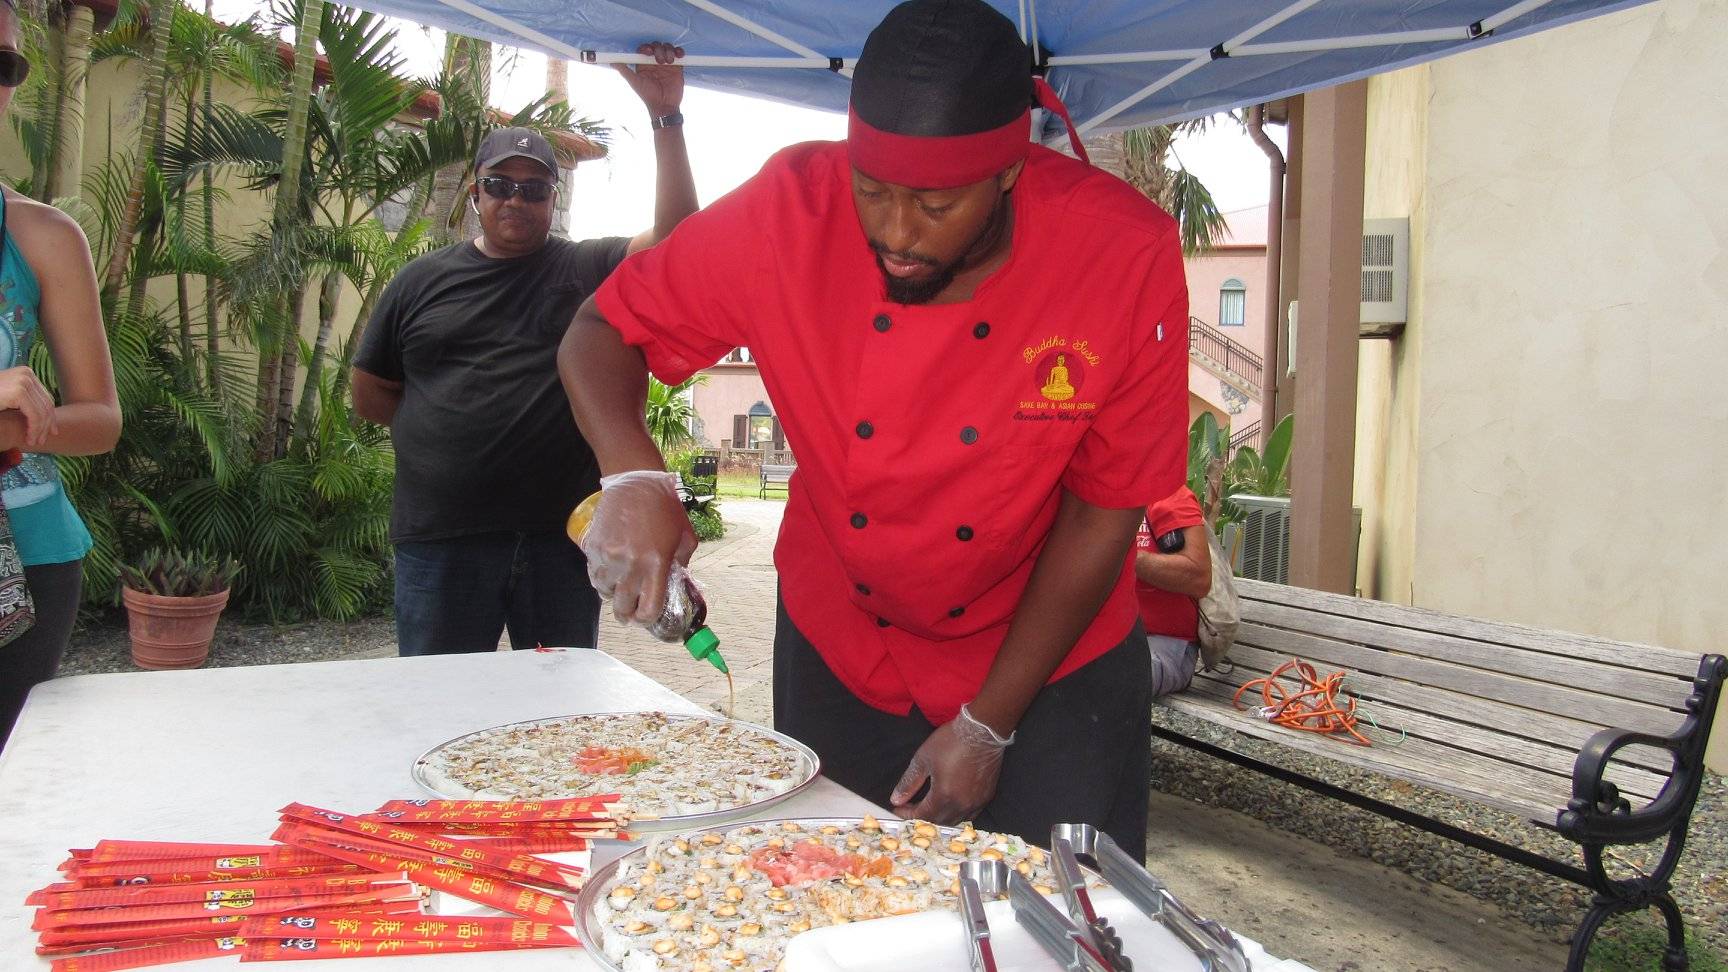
[1161,692,1562,821]
[1221,642,1680,775]
[1191,668,1670,803]
[1246,600,1689,710]
[1237,621,1680,736]
[1238,579,1703,679]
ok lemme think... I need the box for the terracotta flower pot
[122,587,231,670]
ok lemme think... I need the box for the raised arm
[615,43,698,255]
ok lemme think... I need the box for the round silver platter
[409,710,821,834]
[572,816,1079,972]
[575,817,920,972]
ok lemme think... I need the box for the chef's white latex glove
[889,704,1014,825]
[580,470,696,626]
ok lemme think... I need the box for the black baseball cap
[475,127,557,174]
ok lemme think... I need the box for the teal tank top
[0,189,93,567]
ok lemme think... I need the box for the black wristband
[650,111,684,130]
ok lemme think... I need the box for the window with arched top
[1219,279,1246,326]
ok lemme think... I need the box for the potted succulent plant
[119,548,242,670]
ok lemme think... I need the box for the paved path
[592,498,783,720]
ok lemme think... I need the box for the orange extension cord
[1232,659,1376,747]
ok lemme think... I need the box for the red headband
[846,78,1089,188]
[847,107,1030,188]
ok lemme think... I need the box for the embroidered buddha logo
[1017,337,1101,421]
[1038,353,1079,401]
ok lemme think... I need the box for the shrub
[688,497,725,542]
[119,547,242,597]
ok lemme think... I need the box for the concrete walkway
[602,498,1568,972]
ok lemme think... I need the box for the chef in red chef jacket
[559,0,1188,859]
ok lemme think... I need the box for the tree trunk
[546,56,567,104]
[34,5,64,201]
[428,33,490,243]
[176,269,193,364]
[202,0,220,392]
[50,3,94,203]
[100,0,176,306]
[255,0,324,461]
[260,281,306,459]
[272,281,308,457]
[292,268,343,439]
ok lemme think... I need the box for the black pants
[0,559,85,751]
[773,597,1153,859]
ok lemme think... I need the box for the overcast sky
[212,2,1281,238]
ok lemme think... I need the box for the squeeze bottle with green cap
[566,491,727,674]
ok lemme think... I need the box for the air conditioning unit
[1360,217,1409,338]
[1231,495,1363,590]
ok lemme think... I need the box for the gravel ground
[53,618,1726,964]
[1148,705,1728,962]
[57,613,399,676]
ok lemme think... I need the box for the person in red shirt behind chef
[558,0,1188,858]
[1135,487,1213,697]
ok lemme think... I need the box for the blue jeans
[393,531,599,656]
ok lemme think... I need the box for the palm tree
[92,2,284,382]
[1088,118,1231,256]
[646,377,700,453]
[99,0,176,308]
[426,32,488,243]
[9,0,98,202]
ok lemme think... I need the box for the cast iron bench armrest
[1558,654,1727,845]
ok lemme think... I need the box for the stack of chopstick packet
[27,798,628,970]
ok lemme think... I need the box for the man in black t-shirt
[351,43,697,656]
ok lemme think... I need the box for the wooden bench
[759,463,794,499]
[1155,578,1725,972]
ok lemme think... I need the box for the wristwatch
[651,111,685,130]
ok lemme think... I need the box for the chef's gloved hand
[580,470,697,627]
[889,704,1014,825]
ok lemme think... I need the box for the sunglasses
[0,50,29,89]
[476,175,557,204]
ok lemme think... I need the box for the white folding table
[0,647,1313,971]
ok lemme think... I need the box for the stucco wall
[691,366,774,448]
[1367,0,1728,768]
[1354,64,1429,604]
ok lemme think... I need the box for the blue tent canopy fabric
[349,0,1652,133]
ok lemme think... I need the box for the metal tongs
[1051,825,1131,972]
[959,860,1005,972]
[1008,868,1116,972]
[1054,823,1251,972]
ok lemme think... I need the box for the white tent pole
[1048,49,1206,67]
[677,0,853,77]
[431,0,850,76]
[1017,0,1028,44]
[1480,0,1562,32]
[1052,0,1559,70]
[1029,0,1043,64]
[1233,26,1473,56]
[578,52,840,69]
[1070,0,1325,139]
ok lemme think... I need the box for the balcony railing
[1189,316,1264,392]
[1229,420,1262,454]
